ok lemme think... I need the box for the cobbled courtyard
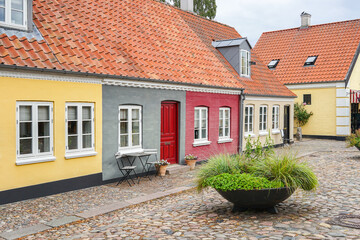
[1,139,360,239]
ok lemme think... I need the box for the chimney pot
[180,0,194,12]
[300,12,311,28]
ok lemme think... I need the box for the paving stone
[0,224,50,240]
[45,215,82,227]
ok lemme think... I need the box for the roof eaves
[284,80,346,85]
[244,93,297,98]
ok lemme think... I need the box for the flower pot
[158,165,167,176]
[185,159,197,170]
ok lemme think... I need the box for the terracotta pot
[185,159,197,170]
[158,165,167,176]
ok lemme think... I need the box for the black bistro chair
[115,153,138,187]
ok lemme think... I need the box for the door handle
[164,142,171,145]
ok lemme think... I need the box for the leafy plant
[294,102,313,127]
[203,173,284,191]
[243,134,274,161]
[155,159,170,166]
[346,129,360,148]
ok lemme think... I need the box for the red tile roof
[0,0,294,96]
[254,19,360,84]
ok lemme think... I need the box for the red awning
[350,90,360,103]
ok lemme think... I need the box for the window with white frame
[240,50,250,77]
[259,105,267,131]
[219,107,230,139]
[244,105,254,133]
[0,0,27,29]
[272,105,280,130]
[119,105,141,150]
[66,103,95,154]
[194,107,208,141]
[16,102,54,163]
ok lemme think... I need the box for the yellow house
[254,13,360,139]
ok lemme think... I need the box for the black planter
[216,187,295,214]
[356,146,360,151]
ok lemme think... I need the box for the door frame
[283,105,290,143]
[160,101,180,164]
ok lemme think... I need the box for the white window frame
[218,107,232,143]
[259,105,268,135]
[193,107,210,146]
[118,105,142,152]
[0,0,28,30]
[240,49,250,77]
[244,105,255,138]
[272,105,280,133]
[65,103,96,159]
[16,101,55,165]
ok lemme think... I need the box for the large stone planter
[216,187,295,214]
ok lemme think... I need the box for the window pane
[201,129,206,138]
[225,127,229,136]
[120,109,128,121]
[11,10,23,25]
[132,134,139,146]
[194,129,199,139]
[201,119,206,129]
[219,118,223,128]
[11,0,23,10]
[38,106,49,121]
[0,8,5,22]
[68,121,77,135]
[245,124,248,133]
[0,0,4,6]
[201,109,206,119]
[194,119,199,129]
[132,109,139,120]
[20,139,32,154]
[245,107,248,115]
[219,110,223,120]
[132,121,139,133]
[260,107,263,115]
[264,107,267,115]
[225,119,229,128]
[120,122,128,134]
[82,120,91,134]
[20,122,32,137]
[82,106,91,120]
[68,106,77,120]
[20,106,32,121]
[38,122,49,137]
[38,137,50,153]
[68,136,78,150]
[225,110,230,119]
[219,128,223,137]
[120,135,128,147]
[82,135,92,148]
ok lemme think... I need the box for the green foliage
[160,0,217,20]
[346,129,360,148]
[294,102,313,127]
[243,134,274,161]
[203,173,284,191]
[251,152,318,191]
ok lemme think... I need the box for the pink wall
[185,91,240,161]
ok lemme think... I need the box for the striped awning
[350,90,360,103]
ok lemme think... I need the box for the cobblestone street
[2,139,360,239]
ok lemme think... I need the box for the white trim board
[286,82,344,90]
[244,96,295,102]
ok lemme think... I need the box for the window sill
[218,138,233,144]
[272,129,281,135]
[244,133,256,138]
[259,131,268,136]
[65,151,97,159]
[193,140,211,147]
[16,156,56,166]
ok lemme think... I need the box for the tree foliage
[294,102,313,127]
[160,0,217,20]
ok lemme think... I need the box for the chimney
[180,0,194,12]
[300,12,311,28]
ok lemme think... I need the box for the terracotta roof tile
[254,19,360,84]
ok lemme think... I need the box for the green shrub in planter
[346,129,360,148]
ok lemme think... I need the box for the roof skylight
[268,59,279,69]
[304,56,317,66]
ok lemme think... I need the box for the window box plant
[184,154,198,170]
[155,159,170,176]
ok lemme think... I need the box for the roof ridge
[261,18,360,35]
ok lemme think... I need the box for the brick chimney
[180,0,193,12]
[300,12,311,28]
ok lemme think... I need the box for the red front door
[161,102,178,164]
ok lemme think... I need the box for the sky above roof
[214,0,360,46]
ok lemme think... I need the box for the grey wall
[102,85,186,181]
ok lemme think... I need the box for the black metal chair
[115,154,138,187]
[142,149,158,180]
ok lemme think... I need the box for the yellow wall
[242,98,294,150]
[291,87,336,136]
[0,76,102,191]
[349,54,360,90]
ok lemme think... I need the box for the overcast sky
[214,0,360,46]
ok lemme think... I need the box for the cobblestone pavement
[3,139,360,239]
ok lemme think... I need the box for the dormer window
[0,0,28,30]
[268,59,279,69]
[240,50,250,77]
[304,56,317,66]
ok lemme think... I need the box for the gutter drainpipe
[239,91,245,153]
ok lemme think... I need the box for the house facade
[254,13,360,139]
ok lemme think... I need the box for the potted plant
[196,136,318,213]
[155,159,170,176]
[294,102,313,141]
[184,154,198,170]
[346,129,360,150]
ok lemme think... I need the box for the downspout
[239,91,245,153]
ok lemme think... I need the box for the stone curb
[297,151,318,159]
[0,186,194,240]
